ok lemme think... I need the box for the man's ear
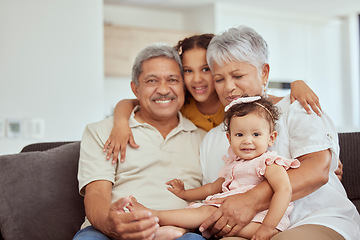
[268,130,278,147]
[131,82,139,99]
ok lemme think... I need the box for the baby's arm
[289,80,322,116]
[103,99,139,164]
[252,164,292,240]
[166,178,224,202]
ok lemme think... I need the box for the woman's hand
[166,179,186,199]
[103,124,139,164]
[290,80,322,116]
[335,158,343,181]
[199,192,259,238]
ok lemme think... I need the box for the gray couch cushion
[0,142,84,240]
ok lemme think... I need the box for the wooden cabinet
[104,24,196,76]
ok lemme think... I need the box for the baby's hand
[251,224,278,240]
[166,179,186,199]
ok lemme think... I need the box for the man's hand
[104,197,159,240]
[199,193,259,238]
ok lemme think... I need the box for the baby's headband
[224,96,273,118]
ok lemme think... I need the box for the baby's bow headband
[224,96,261,112]
[224,96,273,118]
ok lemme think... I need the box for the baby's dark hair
[174,33,215,59]
[224,96,280,133]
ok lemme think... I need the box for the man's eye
[169,78,178,82]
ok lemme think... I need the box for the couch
[0,132,359,240]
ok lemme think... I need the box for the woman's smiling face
[212,60,269,107]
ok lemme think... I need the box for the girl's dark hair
[174,34,215,59]
[224,97,280,133]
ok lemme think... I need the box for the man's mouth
[154,99,172,104]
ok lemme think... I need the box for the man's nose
[157,81,171,94]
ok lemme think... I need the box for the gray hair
[132,43,183,85]
[206,26,269,73]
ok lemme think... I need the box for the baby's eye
[235,133,243,137]
[253,133,260,137]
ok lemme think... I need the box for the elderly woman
[181,26,359,240]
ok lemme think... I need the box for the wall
[0,0,104,154]
[103,4,194,117]
[213,2,360,131]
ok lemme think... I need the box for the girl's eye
[202,67,210,72]
[235,133,243,137]
[184,69,192,73]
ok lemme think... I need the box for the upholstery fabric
[339,132,360,212]
[0,142,84,240]
[20,141,75,152]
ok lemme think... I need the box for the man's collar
[129,105,197,132]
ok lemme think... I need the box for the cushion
[0,142,85,240]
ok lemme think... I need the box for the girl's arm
[166,178,224,202]
[251,164,292,240]
[103,99,139,164]
[290,80,322,116]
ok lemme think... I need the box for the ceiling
[104,0,360,18]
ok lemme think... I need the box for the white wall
[213,2,359,131]
[0,0,104,154]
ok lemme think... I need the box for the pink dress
[190,148,300,231]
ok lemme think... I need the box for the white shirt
[200,95,360,240]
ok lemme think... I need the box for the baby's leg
[128,198,217,229]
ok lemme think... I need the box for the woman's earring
[262,82,268,98]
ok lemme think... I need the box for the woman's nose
[224,78,236,94]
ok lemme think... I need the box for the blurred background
[1,0,360,154]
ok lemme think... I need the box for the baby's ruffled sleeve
[256,151,300,176]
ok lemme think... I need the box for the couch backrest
[338,132,360,213]
[0,142,84,240]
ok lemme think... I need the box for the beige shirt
[78,107,206,228]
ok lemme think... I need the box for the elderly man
[73,44,205,240]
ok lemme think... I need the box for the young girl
[127,96,300,240]
[103,34,322,163]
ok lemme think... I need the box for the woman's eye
[234,75,243,79]
[215,78,224,83]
